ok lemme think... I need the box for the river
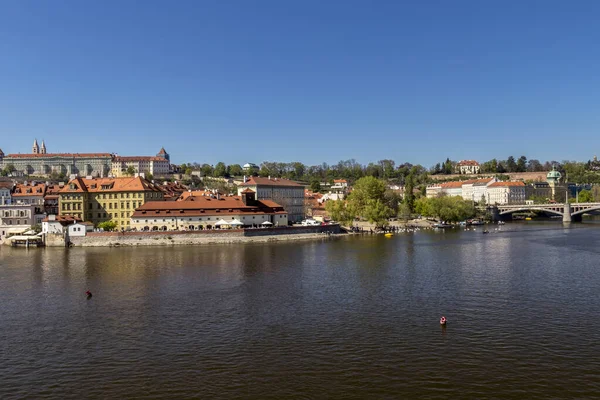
[1,222,600,399]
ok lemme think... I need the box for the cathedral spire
[32,139,39,154]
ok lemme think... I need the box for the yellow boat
[384,233,394,237]
[525,217,532,221]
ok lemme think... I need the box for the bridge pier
[563,203,572,223]
[489,206,500,222]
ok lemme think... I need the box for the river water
[1,222,600,399]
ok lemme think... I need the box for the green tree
[516,156,527,172]
[125,165,136,176]
[310,179,321,192]
[362,199,391,227]
[397,202,412,221]
[325,200,353,225]
[383,190,401,216]
[97,221,117,231]
[348,176,387,215]
[213,162,227,177]
[200,164,213,177]
[414,195,475,222]
[184,167,193,176]
[506,156,517,173]
[228,164,243,177]
[403,173,415,211]
[577,189,594,203]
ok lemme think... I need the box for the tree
[97,221,117,231]
[506,156,517,173]
[347,176,387,215]
[228,164,243,177]
[213,162,227,177]
[516,156,527,172]
[397,202,412,221]
[125,165,136,176]
[383,190,401,216]
[144,171,153,181]
[362,199,391,227]
[527,159,543,172]
[577,189,594,203]
[414,195,476,222]
[310,179,321,193]
[200,164,213,177]
[184,167,193,176]
[325,200,353,225]
[403,173,415,211]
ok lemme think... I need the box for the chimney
[243,175,246,183]
[268,175,271,180]
[217,193,220,200]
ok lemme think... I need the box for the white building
[131,189,287,230]
[238,176,305,223]
[487,181,526,205]
[426,183,442,198]
[456,160,480,175]
[42,215,82,234]
[68,222,94,237]
[462,178,496,202]
[111,148,171,177]
[472,178,497,204]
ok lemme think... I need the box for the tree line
[179,155,600,183]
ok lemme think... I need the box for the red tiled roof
[157,147,167,155]
[6,153,112,159]
[42,215,82,225]
[488,181,525,187]
[132,197,286,218]
[333,179,347,183]
[113,156,167,162]
[59,176,163,193]
[12,183,46,197]
[440,181,464,188]
[239,176,304,187]
[457,160,480,166]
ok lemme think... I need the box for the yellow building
[58,176,164,228]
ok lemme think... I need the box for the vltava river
[1,223,600,399]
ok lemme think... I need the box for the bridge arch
[498,207,564,217]
[571,205,600,217]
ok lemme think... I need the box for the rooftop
[59,176,163,193]
[239,176,304,187]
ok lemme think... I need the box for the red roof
[457,160,480,166]
[12,183,46,197]
[132,197,286,218]
[59,176,163,193]
[488,181,525,187]
[113,156,167,162]
[239,176,303,187]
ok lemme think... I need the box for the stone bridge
[488,203,600,222]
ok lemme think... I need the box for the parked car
[301,219,320,226]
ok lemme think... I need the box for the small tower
[546,165,563,201]
[40,140,47,154]
[32,139,39,154]
[157,147,170,162]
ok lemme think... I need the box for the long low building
[131,189,288,231]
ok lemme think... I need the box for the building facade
[0,181,12,205]
[487,181,526,205]
[111,148,171,177]
[456,160,480,175]
[58,176,164,229]
[0,142,112,177]
[238,176,305,222]
[131,189,287,231]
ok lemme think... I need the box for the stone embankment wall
[64,225,340,247]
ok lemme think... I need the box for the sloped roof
[239,176,303,187]
[59,176,163,193]
[488,181,525,187]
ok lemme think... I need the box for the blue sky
[1,0,600,167]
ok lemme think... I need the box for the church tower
[157,147,170,162]
[40,140,47,154]
[32,139,40,154]
[546,165,564,201]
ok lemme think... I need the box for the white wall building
[487,181,526,205]
[456,160,481,174]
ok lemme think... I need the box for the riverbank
[350,218,437,231]
[61,224,341,247]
